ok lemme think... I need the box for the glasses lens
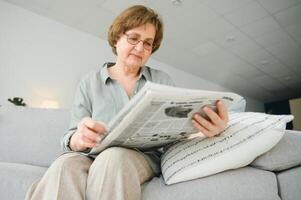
[126,34,153,51]
[127,35,139,45]
[143,42,153,50]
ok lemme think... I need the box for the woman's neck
[109,62,141,80]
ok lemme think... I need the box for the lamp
[40,100,60,109]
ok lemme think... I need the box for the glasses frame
[124,33,154,51]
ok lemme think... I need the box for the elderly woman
[26,5,228,200]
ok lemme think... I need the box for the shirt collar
[139,65,152,82]
[100,62,112,84]
[100,62,152,84]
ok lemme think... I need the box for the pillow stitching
[161,113,258,167]
[165,119,283,182]
[161,113,258,163]
[164,116,288,182]
[162,115,276,171]
[163,114,291,171]
[163,117,269,174]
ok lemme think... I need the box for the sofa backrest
[0,105,70,167]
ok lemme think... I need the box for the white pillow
[161,112,294,185]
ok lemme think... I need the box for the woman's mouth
[129,54,142,60]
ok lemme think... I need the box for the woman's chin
[125,60,143,68]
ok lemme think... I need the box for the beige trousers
[25,147,154,200]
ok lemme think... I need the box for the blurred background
[0,0,300,130]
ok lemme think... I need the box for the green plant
[8,97,26,106]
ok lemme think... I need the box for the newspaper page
[89,82,244,155]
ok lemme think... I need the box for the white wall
[0,1,264,111]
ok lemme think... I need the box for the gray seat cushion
[0,162,46,200]
[277,166,301,200]
[0,105,70,167]
[251,130,301,171]
[142,167,280,200]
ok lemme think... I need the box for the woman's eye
[145,42,153,47]
[129,37,139,43]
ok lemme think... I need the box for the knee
[92,147,135,168]
[50,153,92,174]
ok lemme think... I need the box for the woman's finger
[192,119,211,136]
[82,126,103,143]
[193,113,215,132]
[203,106,224,128]
[217,100,228,122]
[83,117,107,134]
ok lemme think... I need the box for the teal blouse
[61,62,175,175]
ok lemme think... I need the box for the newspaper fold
[89,82,244,155]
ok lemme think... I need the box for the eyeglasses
[124,33,154,51]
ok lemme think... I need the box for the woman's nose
[134,41,144,52]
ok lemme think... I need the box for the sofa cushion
[0,105,70,167]
[161,112,293,185]
[251,130,301,171]
[0,162,46,200]
[142,167,280,200]
[277,166,301,200]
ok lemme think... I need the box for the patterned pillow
[161,112,294,185]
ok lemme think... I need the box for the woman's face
[115,23,156,69]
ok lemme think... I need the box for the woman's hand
[70,117,107,152]
[192,100,228,137]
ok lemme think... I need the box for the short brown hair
[108,5,163,55]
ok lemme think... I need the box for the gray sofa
[1,105,301,200]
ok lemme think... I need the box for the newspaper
[89,82,244,155]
